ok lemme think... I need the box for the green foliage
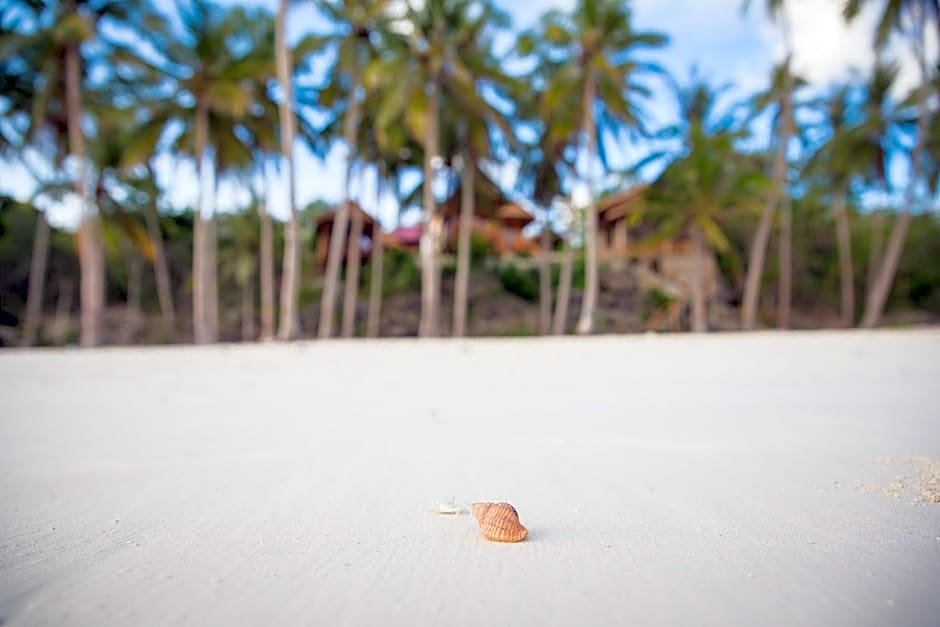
[381,248,421,295]
[470,233,495,267]
[891,214,940,313]
[498,262,539,302]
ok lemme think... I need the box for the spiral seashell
[472,502,528,542]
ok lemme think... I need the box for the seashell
[472,502,528,543]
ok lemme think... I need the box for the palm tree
[739,0,795,330]
[12,1,102,346]
[353,100,422,338]
[514,31,580,335]
[807,84,861,326]
[444,3,515,339]
[9,0,170,347]
[844,0,938,327]
[750,59,811,328]
[804,76,901,327]
[314,0,391,339]
[155,1,275,343]
[645,75,767,331]
[524,0,667,335]
[1,7,55,346]
[84,88,178,333]
[276,0,301,340]
[367,0,520,337]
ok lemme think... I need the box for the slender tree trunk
[319,80,360,339]
[366,220,384,339]
[690,224,708,333]
[276,0,301,340]
[832,183,855,327]
[124,250,142,343]
[340,208,364,337]
[860,20,929,329]
[127,252,142,314]
[21,211,50,347]
[144,163,175,331]
[741,73,791,331]
[452,149,475,338]
[259,168,276,340]
[205,207,218,342]
[51,277,74,345]
[240,275,255,341]
[538,223,553,335]
[553,234,573,335]
[776,177,793,328]
[193,98,210,344]
[66,43,103,347]
[418,78,441,338]
[576,70,598,335]
[866,210,884,301]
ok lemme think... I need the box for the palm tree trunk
[319,80,360,339]
[366,220,384,339]
[51,277,74,345]
[205,205,218,342]
[259,168,276,340]
[866,210,884,300]
[193,97,209,344]
[776,178,793,328]
[690,224,707,333]
[860,21,929,329]
[576,70,598,336]
[21,211,50,347]
[741,81,791,331]
[832,183,855,327]
[66,43,103,347]
[340,208,364,337]
[538,224,553,335]
[240,275,255,341]
[125,250,142,343]
[453,150,475,338]
[553,234,573,335]
[366,168,385,338]
[144,163,175,330]
[419,78,441,338]
[862,212,912,328]
[276,0,301,340]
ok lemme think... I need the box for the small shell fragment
[432,498,465,515]
[472,502,528,543]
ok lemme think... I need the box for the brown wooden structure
[313,202,378,270]
[594,185,722,329]
[381,168,538,257]
[439,167,536,256]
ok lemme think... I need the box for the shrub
[499,263,539,302]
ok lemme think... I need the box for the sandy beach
[1,330,939,626]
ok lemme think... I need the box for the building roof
[596,185,648,227]
[314,202,378,237]
[441,166,534,228]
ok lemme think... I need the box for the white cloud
[772,0,935,96]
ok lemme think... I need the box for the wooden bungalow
[382,168,538,257]
[385,224,422,252]
[439,167,536,256]
[313,202,378,270]
[594,185,722,329]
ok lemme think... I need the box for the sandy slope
[1,330,939,627]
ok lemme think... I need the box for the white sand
[1,330,939,626]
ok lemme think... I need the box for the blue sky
[2,0,931,229]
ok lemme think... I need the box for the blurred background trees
[0,0,937,346]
